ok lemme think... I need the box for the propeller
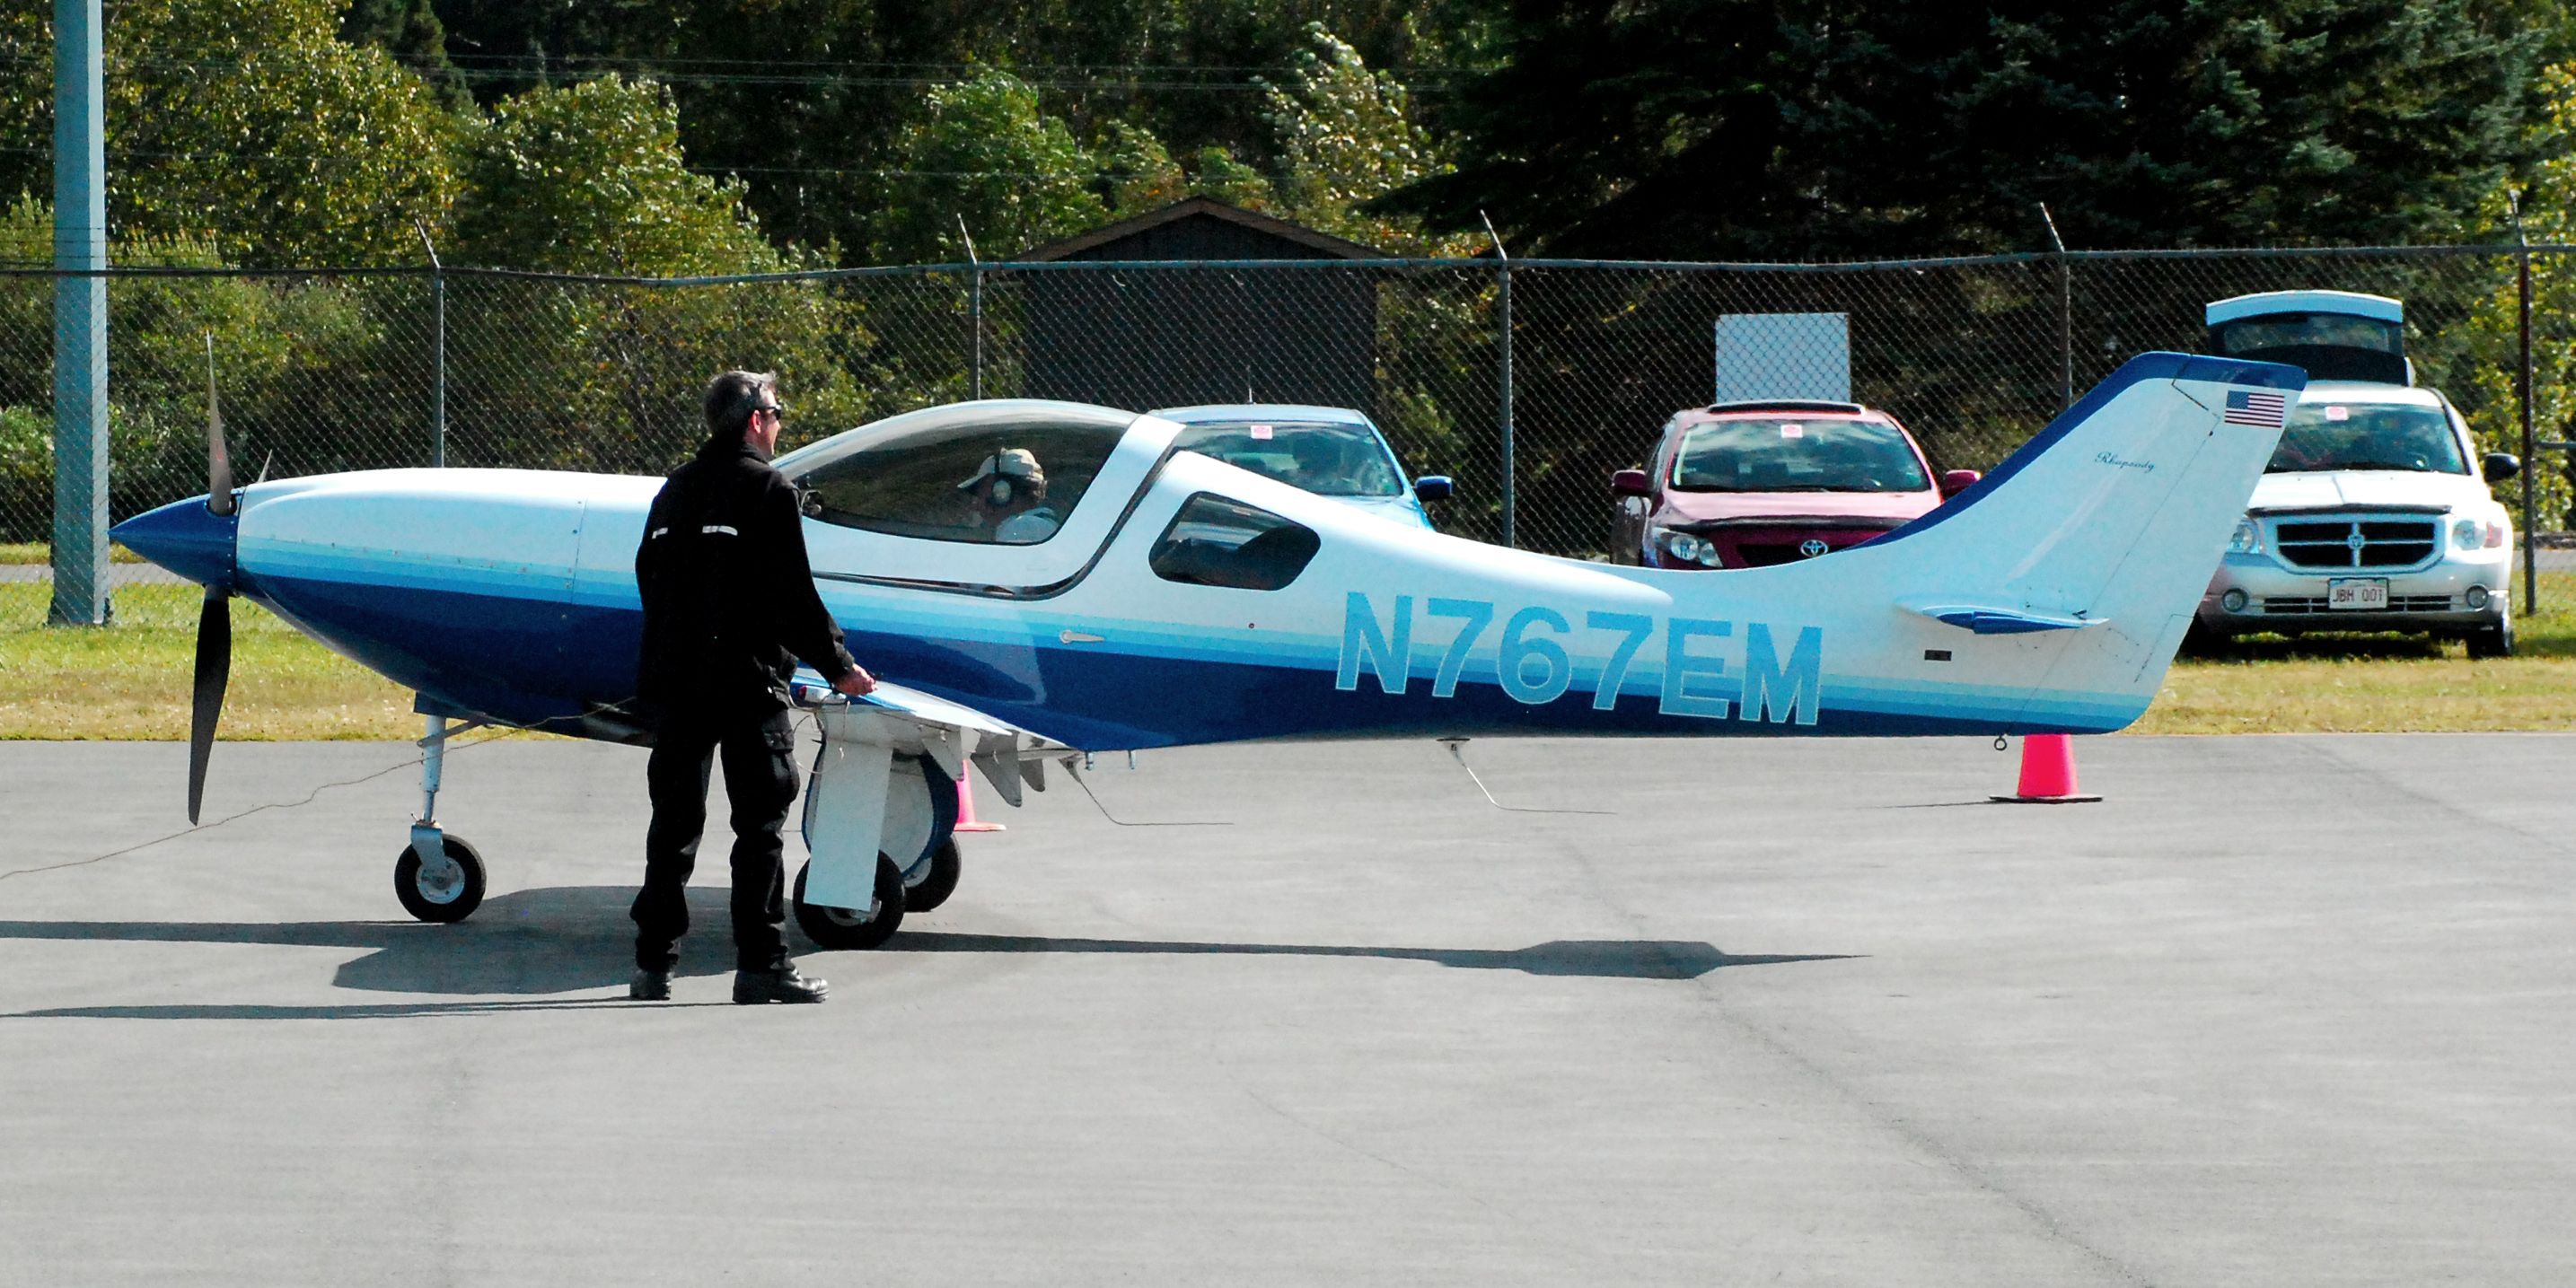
[189,332,233,823]
[188,587,230,823]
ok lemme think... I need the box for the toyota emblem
[1798,539,1831,558]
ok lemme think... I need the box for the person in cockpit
[957,447,1061,544]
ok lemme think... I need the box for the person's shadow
[0,886,1858,1020]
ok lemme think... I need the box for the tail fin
[1864,352,2304,728]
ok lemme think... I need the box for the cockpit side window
[1149,494,1320,591]
[791,410,1125,545]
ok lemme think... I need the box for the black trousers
[633,705,801,972]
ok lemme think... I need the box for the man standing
[629,371,875,1004]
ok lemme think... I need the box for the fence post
[2509,194,2536,616]
[415,221,445,468]
[959,217,984,401]
[1484,213,1515,548]
[48,0,109,626]
[2040,204,2072,411]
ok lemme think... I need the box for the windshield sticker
[1250,425,1274,439]
[2325,406,2349,421]
[1780,424,1805,438]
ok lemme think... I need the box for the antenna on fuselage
[1438,739,1614,815]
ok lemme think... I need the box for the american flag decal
[2223,389,2287,428]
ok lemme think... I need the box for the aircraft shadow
[0,886,1858,1019]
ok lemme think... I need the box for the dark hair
[703,370,778,439]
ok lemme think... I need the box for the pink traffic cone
[1991,733,2102,803]
[955,775,1006,833]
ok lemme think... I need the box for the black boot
[629,968,673,1001]
[733,964,829,1004]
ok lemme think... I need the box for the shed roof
[1016,197,1389,262]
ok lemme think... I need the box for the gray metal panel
[1714,313,1851,403]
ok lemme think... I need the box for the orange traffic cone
[1991,733,2102,803]
[955,774,1006,833]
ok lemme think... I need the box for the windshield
[1670,418,1928,493]
[2266,400,2466,474]
[1172,420,1403,498]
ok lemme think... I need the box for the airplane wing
[788,670,1070,807]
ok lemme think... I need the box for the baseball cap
[958,448,1045,490]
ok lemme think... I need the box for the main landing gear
[398,713,487,923]
[790,749,964,951]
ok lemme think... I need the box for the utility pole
[48,0,109,626]
[2509,190,2536,618]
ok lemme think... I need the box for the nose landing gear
[397,713,488,923]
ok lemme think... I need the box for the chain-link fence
[5,247,2571,561]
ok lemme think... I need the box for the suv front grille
[2263,595,2453,616]
[2272,517,2440,569]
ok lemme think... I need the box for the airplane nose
[110,495,238,591]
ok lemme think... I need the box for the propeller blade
[205,332,233,517]
[188,587,232,824]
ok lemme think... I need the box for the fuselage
[114,358,2302,751]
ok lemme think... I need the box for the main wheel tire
[2467,611,2515,660]
[793,854,905,950]
[901,837,963,913]
[394,835,485,924]
[912,753,963,850]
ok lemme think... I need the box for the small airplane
[112,352,2303,948]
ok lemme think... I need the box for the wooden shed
[1007,197,1387,414]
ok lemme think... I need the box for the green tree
[453,74,787,276]
[1390,0,2552,258]
[869,68,1112,261]
[0,0,462,267]
[340,0,470,111]
[420,0,1467,262]
[1263,24,1472,256]
[446,77,882,474]
[2463,63,2576,531]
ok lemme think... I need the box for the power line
[0,143,1230,185]
[0,50,1459,93]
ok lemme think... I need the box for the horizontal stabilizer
[1896,600,2106,635]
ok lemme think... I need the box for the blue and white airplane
[112,353,2302,947]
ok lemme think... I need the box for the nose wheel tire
[794,854,906,950]
[901,838,963,912]
[395,835,485,923]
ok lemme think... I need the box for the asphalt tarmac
[4,733,2572,1285]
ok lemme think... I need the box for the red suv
[1611,399,1976,568]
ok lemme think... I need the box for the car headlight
[2229,518,2262,555]
[2453,518,2481,550]
[1657,529,1723,568]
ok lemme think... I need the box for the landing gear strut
[398,713,487,923]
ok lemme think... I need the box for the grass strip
[4,574,2574,740]
[1,582,415,739]
[0,543,146,565]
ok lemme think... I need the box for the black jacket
[634,434,858,716]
